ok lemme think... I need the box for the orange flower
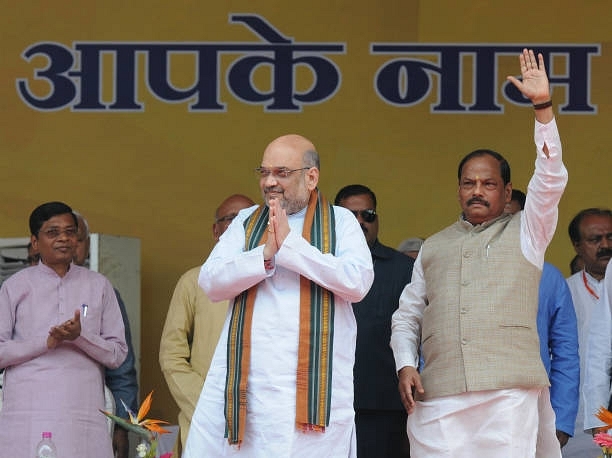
[100,391,172,458]
[101,390,171,441]
[596,406,612,430]
[126,391,171,435]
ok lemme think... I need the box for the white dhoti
[407,388,561,458]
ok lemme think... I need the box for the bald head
[259,134,320,214]
[263,134,318,163]
[213,194,255,241]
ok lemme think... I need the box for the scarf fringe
[297,422,326,433]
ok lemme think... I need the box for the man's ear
[306,167,319,191]
[505,182,513,203]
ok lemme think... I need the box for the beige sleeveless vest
[418,212,549,400]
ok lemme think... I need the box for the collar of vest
[459,211,514,231]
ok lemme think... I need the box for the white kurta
[184,203,374,457]
[583,262,612,429]
[564,270,604,458]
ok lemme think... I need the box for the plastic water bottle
[35,432,57,458]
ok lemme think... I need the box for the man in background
[583,254,612,449]
[159,193,255,456]
[73,211,139,458]
[396,237,423,260]
[564,208,612,457]
[335,184,414,457]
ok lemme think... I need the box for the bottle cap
[42,432,52,439]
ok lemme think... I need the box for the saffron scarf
[224,189,336,446]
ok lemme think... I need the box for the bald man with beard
[184,134,374,457]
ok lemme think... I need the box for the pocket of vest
[499,322,532,329]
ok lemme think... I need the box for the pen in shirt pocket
[81,303,88,318]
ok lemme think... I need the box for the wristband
[533,100,552,110]
[264,258,275,270]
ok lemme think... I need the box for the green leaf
[99,410,154,441]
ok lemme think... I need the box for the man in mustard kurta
[159,194,254,455]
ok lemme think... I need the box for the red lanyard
[583,270,600,300]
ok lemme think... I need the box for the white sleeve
[275,206,373,303]
[390,250,426,370]
[520,118,568,267]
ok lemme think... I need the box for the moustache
[467,197,490,207]
[597,248,612,258]
[265,187,284,194]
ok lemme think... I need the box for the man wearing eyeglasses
[184,134,374,457]
[159,193,254,457]
[0,201,127,457]
[334,184,414,458]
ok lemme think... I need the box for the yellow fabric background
[1,1,610,421]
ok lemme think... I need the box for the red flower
[594,432,612,448]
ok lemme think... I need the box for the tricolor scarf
[224,189,336,446]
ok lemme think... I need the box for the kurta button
[461,338,467,345]
[463,251,472,258]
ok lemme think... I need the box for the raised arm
[507,49,568,267]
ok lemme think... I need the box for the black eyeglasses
[350,209,377,223]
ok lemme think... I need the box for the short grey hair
[72,210,90,239]
[303,149,320,169]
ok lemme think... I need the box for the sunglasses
[350,209,377,223]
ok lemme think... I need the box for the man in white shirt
[184,134,374,457]
[564,207,612,457]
